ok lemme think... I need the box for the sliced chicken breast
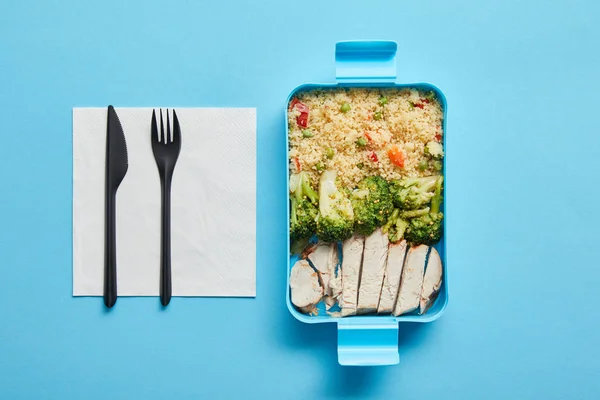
[393,245,428,316]
[325,243,340,309]
[328,258,343,308]
[339,235,365,317]
[420,246,443,314]
[307,242,339,308]
[357,228,389,314]
[290,259,323,314]
[377,240,408,314]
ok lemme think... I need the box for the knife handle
[160,175,172,306]
[104,191,118,308]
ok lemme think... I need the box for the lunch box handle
[337,317,399,366]
[335,40,397,84]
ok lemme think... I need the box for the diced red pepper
[435,134,442,142]
[387,145,405,168]
[422,98,430,104]
[414,102,424,109]
[289,99,309,128]
[293,157,301,172]
[296,112,308,128]
[369,151,378,162]
[294,102,309,114]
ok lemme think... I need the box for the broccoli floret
[316,170,354,242]
[351,176,394,236]
[289,172,318,241]
[389,175,441,210]
[404,213,443,245]
[382,208,399,233]
[389,218,409,243]
[400,207,430,219]
[404,177,444,245]
[424,141,444,159]
[382,208,409,243]
[290,197,318,240]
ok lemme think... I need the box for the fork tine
[160,109,165,143]
[151,109,158,143]
[172,109,181,144]
[166,109,171,143]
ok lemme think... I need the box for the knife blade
[104,105,129,308]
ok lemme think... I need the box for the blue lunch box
[285,41,448,366]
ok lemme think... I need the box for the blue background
[1,0,599,398]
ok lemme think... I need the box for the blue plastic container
[285,41,448,366]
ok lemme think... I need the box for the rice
[288,87,444,188]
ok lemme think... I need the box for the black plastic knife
[104,105,129,308]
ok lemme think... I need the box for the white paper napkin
[72,108,256,297]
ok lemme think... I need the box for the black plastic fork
[151,109,181,306]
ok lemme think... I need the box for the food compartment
[286,84,447,322]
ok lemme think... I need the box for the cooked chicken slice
[329,267,342,307]
[307,241,339,308]
[393,245,428,316]
[357,228,389,314]
[290,259,323,314]
[377,240,408,314]
[420,246,442,314]
[339,235,365,317]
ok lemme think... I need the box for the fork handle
[104,191,117,308]
[160,175,173,306]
